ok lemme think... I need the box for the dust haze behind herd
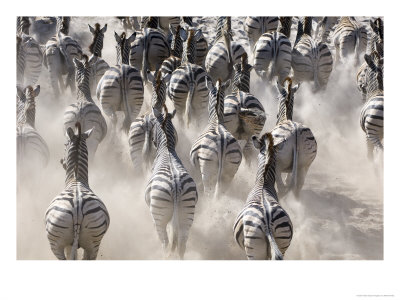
[17,16,383,260]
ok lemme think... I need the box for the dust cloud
[17,16,383,260]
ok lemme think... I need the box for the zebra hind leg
[50,244,67,260]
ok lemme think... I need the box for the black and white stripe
[253,17,292,84]
[64,55,107,159]
[17,85,49,171]
[244,16,279,47]
[233,132,293,260]
[333,17,368,66]
[224,53,266,163]
[190,78,242,196]
[144,105,198,259]
[168,29,209,127]
[291,17,333,91]
[97,32,144,133]
[271,78,317,198]
[205,17,247,83]
[360,51,383,159]
[45,123,110,260]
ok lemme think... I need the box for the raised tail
[70,223,81,260]
[169,195,179,258]
[184,83,195,127]
[142,29,150,84]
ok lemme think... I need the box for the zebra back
[89,23,107,57]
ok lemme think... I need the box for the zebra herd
[16,16,383,260]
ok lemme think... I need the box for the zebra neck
[116,49,130,65]
[90,39,103,57]
[24,108,36,128]
[262,158,277,198]
[276,96,292,124]
[279,17,292,38]
[171,36,182,58]
[65,147,89,186]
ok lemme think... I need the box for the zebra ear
[180,27,188,41]
[33,85,40,97]
[128,32,136,43]
[88,24,95,34]
[114,31,121,43]
[83,127,94,139]
[67,127,75,140]
[291,84,300,93]
[101,24,108,33]
[252,135,263,149]
[205,76,214,91]
[222,79,231,90]
[364,53,376,69]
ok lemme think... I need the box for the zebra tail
[264,198,283,260]
[288,128,299,195]
[184,83,195,127]
[214,145,224,198]
[268,55,276,82]
[142,30,149,84]
[142,126,151,161]
[70,224,81,260]
[169,194,179,258]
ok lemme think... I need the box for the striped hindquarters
[97,64,144,122]
[245,17,279,45]
[253,31,292,82]
[160,56,182,84]
[360,96,384,141]
[205,41,246,83]
[17,125,49,167]
[89,56,110,97]
[45,183,109,260]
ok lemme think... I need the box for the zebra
[168,29,210,127]
[314,17,339,44]
[28,16,57,44]
[159,24,186,85]
[224,53,266,164]
[64,55,107,159]
[16,17,44,88]
[233,132,293,259]
[244,16,279,47]
[205,17,247,83]
[360,51,383,159]
[97,31,144,133]
[144,104,198,259]
[117,17,141,32]
[332,17,368,66]
[190,78,242,196]
[130,18,170,84]
[17,85,50,171]
[45,122,110,260]
[356,18,383,102]
[291,17,333,91]
[128,71,177,171]
[87,23,110,97]
[271,77,317,198]
[179,18,209,67]
[253,17,292,84]
[44,17,83,97]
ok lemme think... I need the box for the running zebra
[87,23,110,97]
[17,85,49,172]
[253,17,292,84]
[44,17,83,97]
[205,17,247,83]
[97,31,144,133]
[159,24,186,85]
[179,18,208,67]
[16,17,44,88]
[64,55,107,159]
[190,78,242,196]
[360,51,383,159]
[145,104,198,259]
[128,71,177,171]
[130,18,170,84]
[168,29,209,127]
[357,18,383,102]
[244,16,279,47]
[291,17,333,91]
[333,17,368,66]
[45,122,110,260]
[224,53,266,164]
[271,78,317,198]
[233,132,293,260]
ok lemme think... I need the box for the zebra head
[73,54,91,96]
[205,77,231,123]
[151,71,167,111]
[17,17,30,35]
[114,31,136,65]
[61,122,94,183]
[275,77,300,123]
[152,104,178,150]
[88,23,107,57]
[232,52,253,94]
[364,51,383,95]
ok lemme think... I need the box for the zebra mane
[89,23,101,55]
[284,77,293,106]
[279,17,292,38]
[263,132,275,176]
[303,17,312,36]
[161,103,169,130]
